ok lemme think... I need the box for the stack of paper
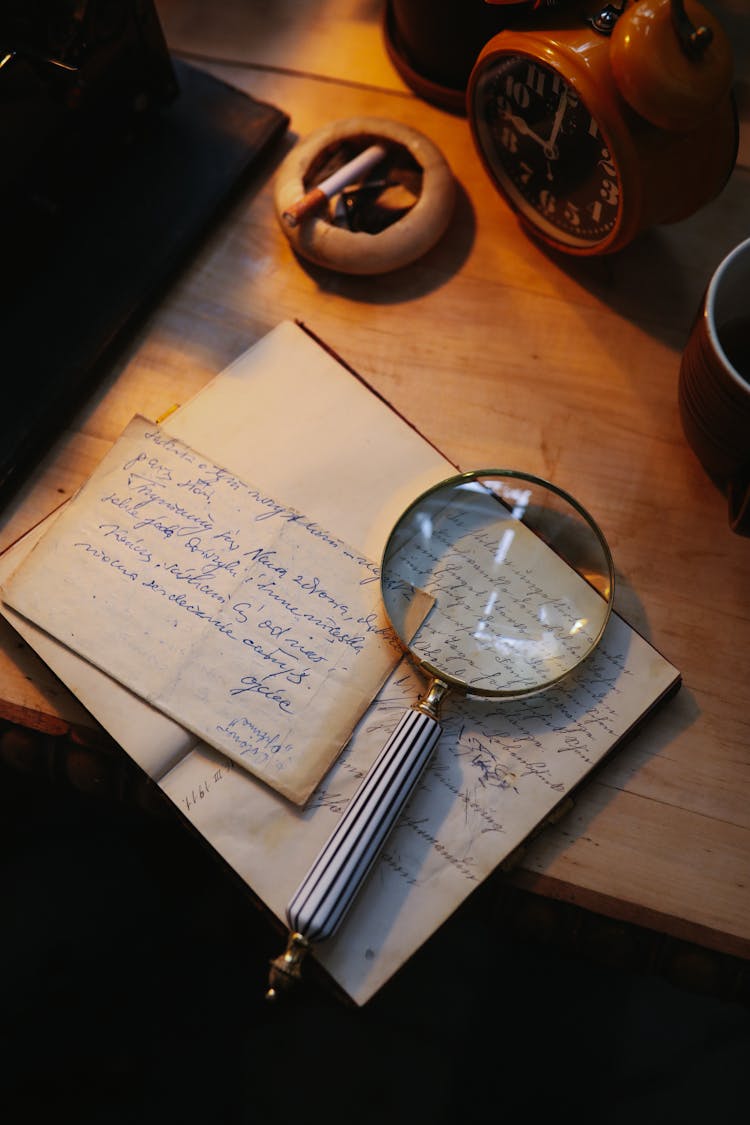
[0,322,680,1004]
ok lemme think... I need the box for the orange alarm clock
[466,0,737,255]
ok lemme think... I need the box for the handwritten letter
[2,418,428,803]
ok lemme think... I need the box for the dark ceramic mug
[678,237,750,535]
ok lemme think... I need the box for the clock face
[471,54,622,249]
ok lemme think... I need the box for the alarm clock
[466,0,738,255]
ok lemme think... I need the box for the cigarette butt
[283,187,329,228]
[282,143,387,228]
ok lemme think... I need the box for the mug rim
[705,235,750,395]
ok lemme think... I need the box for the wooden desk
[1,0,749,964]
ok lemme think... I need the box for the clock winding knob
[609,0,733,132]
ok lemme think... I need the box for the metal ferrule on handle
[287,706,442,944]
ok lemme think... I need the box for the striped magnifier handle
[267,706,443,998]
[287,707,441,944]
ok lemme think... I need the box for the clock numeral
[500,125,519,153]
[565,87,580,110]
[600,179,619,206]
[504,74,530,109]
[519,161,533,185]
[588,117,599,139]
[525,63,549,97]
[599,149,617,177]
[587,200,603,223]
[538,189,557,217]
[563,202,581,228]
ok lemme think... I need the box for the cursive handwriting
[18,418,411,797]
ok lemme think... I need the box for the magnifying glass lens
[381,472,613,697]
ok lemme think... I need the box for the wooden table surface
[1,0,749,961]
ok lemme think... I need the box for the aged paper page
[2,417,427,804]
[162,321,452,562]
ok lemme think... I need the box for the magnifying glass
[266,470,615,997]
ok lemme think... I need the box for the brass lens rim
[380,468,616,700]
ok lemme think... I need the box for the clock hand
[544,91,568,159]
[503,110,548,149]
